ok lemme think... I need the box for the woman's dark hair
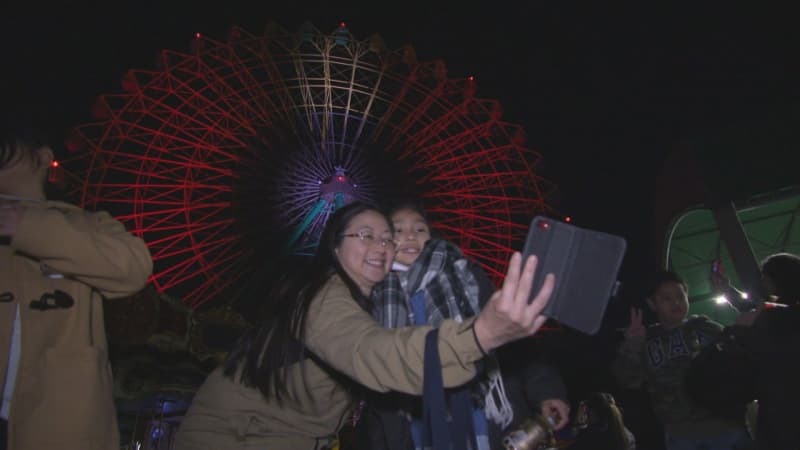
[222,201,390,401]
[761,252,800,305]
[581,392,632,450]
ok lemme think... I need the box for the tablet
[522,216,627,335]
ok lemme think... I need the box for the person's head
[576,392,619,428]
[0,131,54,200]
[760,252,800,305]
[323,202,395,295]
[647,270,690,328]
[389,199,432,266]
[575,392,632,449]
[224,202,395,400]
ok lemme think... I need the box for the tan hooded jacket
[0,201,152,450]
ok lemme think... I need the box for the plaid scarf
[372,239,481,329]
[371,239,513,449]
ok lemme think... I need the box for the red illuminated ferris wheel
[67,22,551,309]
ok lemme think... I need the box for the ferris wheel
[67,22,551,309]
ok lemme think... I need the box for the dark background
[3,1,797,287]
[2,2,798,445]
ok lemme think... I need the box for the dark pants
[0,418,7,450]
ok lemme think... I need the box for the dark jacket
[360,341,567,450]
[749,306,800,449]
[687,305,800,450]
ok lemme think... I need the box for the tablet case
[522,216,627,335]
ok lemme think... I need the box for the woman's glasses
[341,230,397,250]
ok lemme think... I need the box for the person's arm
[611,336,646,389]
[611,308,646,388]
[11,204,153,298]
[305,278,485,394]
[306,252,554,394]
[688,315,724,336]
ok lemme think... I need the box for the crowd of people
[2,128,798,450]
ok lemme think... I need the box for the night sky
[3,3,797,323]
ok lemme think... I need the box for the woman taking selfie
[175,202,555,449]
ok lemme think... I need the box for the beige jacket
[174,275,486,449]
[0,201,152,450]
